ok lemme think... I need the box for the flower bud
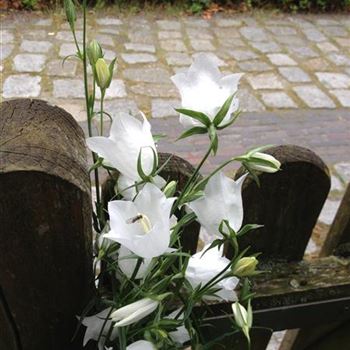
[163,180,177,198]
[232,301,252,343]
[64,0,76,30]
[238,149,281,174]
[87,40,103,66]
[232,257,258,277]
[95,58,112,91]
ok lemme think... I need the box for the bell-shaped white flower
[166,310,191,345]
[86,112,156,181]
[127,340,156,350]
[81,308,117,350]
[185,244,239,301]
[104,183,176,259]
[171,53,243,128]
[189,172,247,236]
[111,298,159,327]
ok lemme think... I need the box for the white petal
[117,174,139,200]
[127,340,156,350]
[111,298,154,322]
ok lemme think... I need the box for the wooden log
[229,145,330,262]
[0,99,95,350]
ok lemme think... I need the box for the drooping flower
[86,112,157,182]
[185,244,239,301]
[104,183,176,259]
[171,53,243,128]
[81,308,117,350]
[126,340,156,350]
[111,298,159,327]
[189,171,247,236]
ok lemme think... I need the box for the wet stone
[20,40,53,53]
[151,99,180,118]
[247,73,284,90]
[124,43,156,53]
[53,79,85,99]
[46,59,77,77]
[3,74,41,98]
[316,72,350,89]
[160,40,187,52]
[260,92,297,109]
[123,68,171,84]
[240,27,269,42]
[121,53,157,64]
[13,54,46,72]
[293,86,336,108]
[278,67,311,82]
[267,53,297,66]
[330,90,350,107]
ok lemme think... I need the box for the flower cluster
[64,2,281,349]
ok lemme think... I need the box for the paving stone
[96,18,122,26]
[191,39,215,51]
[34,18,52,26]
[103,49,117,61]
[287,46,319,58]
[240,27,269,42]
[184,18,210,28]
[46,59,77,77]
[238,60,272,72]
[96,80,127,99]
[3,74,41,98]
[293,86,336,108]
[103,100,139,118]
[193,52,228,67]
[56,30,83,42]
[275,36,306,46]
[128,31,154,44]
[315,19,339,26]
[123,68,171,84]
[124,43,156,53]
[321,26,349,37]
[53,79,85,99]
[327,53,350,66]
[260,92,297,109]
[218,38,246,48]
[267,53,297,66]
[250,41,281,53]
[330,89,350,107]
[1,44,14,60]
[160,40,187,52]
[151,99,180,118]
[278,67,311,82]
[335,38,350,48]
[267,26,297,36]
[55,102,87,122]
[305,238,318,255]
[129,84,178,98]
[330,174,344,192]
[20,40,53,53]
[316,42,339,53]
[319,199,341,225]
[334,162,350,183]
[59,43,77,57]
[165,52,192,66]
[303,57,332,71]
[213,28,240,40]
[246,73,284,90]
[93,34,114,47]
[22,29,48,40]
[99,28,120,35]
[158,31,182,39]
[121,53,157,64]
[216,18,242,27]
[237,88,265,112]
[316,72,350,89]
[157,20,181,31]
[302,28,327,42]
[228,49,258,61]
[1,30,14,44]
[13,54,46,72]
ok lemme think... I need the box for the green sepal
[175,108,211,127]
[213,94,235,127]
[177,126,208,141]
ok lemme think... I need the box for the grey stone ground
[1,9,350,349]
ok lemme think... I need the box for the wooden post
[0,99,95,350]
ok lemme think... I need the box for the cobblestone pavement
[1,9,350,349]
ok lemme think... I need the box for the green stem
[100,91,105,136]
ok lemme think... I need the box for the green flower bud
[95,58,116,91]
[87,40,103,66]
[64,0,76,31]
[232,301,253,344]
[232,257,258,277]
[163,180,177,198]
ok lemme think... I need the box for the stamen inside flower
[126,213,152,234]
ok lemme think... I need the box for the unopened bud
[87,40,103,66]
[232,257,258,277]
[238,150,281,174]
[64,0,76,30]
[232,301,252,343]
[95,58,112,91]
[163,180,177,198]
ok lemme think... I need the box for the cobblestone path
[1,9,350,349]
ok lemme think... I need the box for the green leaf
[237,224,264,237]
[216,110,241,130]
[175,108,211,127]
[213,94,234,127]
[177,126,208,141]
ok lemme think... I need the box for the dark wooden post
[0,99,95,350]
